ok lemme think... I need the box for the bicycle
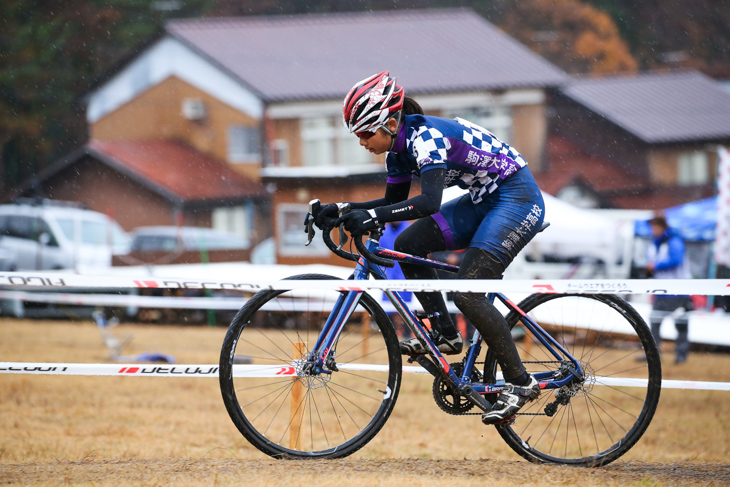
[219,200,662,466]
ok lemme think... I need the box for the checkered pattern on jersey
[458,170,500,204]
[409,126,450,169]
[456,117,504,155]
[506,146,527,167]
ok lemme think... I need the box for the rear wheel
[219,274,402,459]
[483,293,661,466]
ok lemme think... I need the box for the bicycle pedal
[495,415,516,426]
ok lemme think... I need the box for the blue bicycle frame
[305,236,583,402]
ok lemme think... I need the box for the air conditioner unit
[182,98,207,121]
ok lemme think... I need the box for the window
[444,106,512,143]
[212,203,252,246]
[301,116,372,167]
[271,139,290,167]
[678,150,709,186]
[337,123,371,166]
[38,220,59,246]
[228,125,262,163]
[3,216,36,240]
[302,117,335,166]
[277,204,329,257]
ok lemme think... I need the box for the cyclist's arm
[348,180,411,210]
[372,168,444,223]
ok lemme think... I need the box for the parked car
[0,199,131,271]
[129,226,249,253]
[0,247,16,271]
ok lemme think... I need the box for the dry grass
[1,317,730,486]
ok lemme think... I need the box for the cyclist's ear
[386,117,399,133]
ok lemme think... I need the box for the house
[16,8,727,269]
[545,71,730,209]
[11,139,269,262]
[13,8,567,266]
[133,9,567,265]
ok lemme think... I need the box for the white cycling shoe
[482,375,541,425]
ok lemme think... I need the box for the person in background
[646,215,692,365]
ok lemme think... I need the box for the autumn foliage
[501,0,638,75]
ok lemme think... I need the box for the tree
[499,0,638,75]
[586,0,730,77]
[0,0,212,197]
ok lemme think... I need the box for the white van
[0,200,131,271]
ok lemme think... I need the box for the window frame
[228,124,263,164]
[277,203,330,257]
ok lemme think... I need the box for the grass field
[1,317,730,486]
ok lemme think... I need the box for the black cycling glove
[314,203,340,230]
[335,209,378,236]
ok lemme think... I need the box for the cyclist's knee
[453,291,480,312]
[453,248,505,315]
[456,248,505,280]
[453,291,502,323]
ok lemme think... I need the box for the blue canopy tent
[634,197,717,242]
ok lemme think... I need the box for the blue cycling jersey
[386,114,527,204]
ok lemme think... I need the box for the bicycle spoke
[219,276,401,458]
[486,293,661,466]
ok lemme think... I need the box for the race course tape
[1,271,730,295]
[0,289,247,310]
[1,362,728,391]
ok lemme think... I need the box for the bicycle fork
[302,289,364,375]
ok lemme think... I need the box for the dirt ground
[2,318,730,486]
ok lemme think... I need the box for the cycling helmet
[342,71,404,135]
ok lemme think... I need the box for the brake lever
[305,199,320,246]
[305,215,316,246]
[337,226,348,250]
[336,202,351,250]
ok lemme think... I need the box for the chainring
[432,362,483,415]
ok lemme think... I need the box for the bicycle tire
[483,293,661,467]
[219,274,402,459]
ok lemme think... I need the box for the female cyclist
[315,71,546,424]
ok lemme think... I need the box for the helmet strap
[382,111,402,151]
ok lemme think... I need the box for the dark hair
[403,95,424,116]
[648,215,669,229]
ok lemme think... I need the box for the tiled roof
[560,71,730,143]
[611,186,716,211]
[166,9,567,102]
[536,136,643,196]
[87,139,267,203]
[536,136,714,210]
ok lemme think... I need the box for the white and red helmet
[342,71,404,135]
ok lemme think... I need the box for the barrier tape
[1,362,727,391]
[0,290,247,310]
[1,271,730,295]
[0,362,431,377]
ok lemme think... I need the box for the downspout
[263,105,277,168]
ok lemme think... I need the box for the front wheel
[484,293,661,466]
[219,274,402,459]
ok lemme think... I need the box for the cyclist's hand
[335,209,378,236]
[314,203,340,230]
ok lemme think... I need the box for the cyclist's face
[357,118,398,155]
